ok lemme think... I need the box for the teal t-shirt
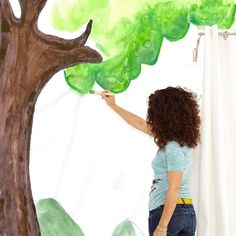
[148,140,193,211]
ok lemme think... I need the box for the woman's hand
[101,90,116,108]
[153,228,167,236]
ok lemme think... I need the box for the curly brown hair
[146,86,201,150]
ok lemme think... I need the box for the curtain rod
[193,30,236,61]
[198,31,236,35]
[198,31,236,39]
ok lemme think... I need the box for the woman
[101,86,201,236]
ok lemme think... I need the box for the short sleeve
[165,141,185,172]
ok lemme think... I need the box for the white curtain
[191,25,236,236]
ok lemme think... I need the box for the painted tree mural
[51,0,236,95]
[0,0,102,235]
[1,0,236,235]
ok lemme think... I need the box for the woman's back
[149,141,193,211]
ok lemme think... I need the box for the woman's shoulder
[165,140,181,148]
[165,140,191,153]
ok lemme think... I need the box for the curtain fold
[192,24,236,236]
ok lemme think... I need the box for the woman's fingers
[101,93,109,100]
[100,91,116,108]
[101,90,114,97]
[101,90,109,94]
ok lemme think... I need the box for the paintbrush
[89,89,114,96]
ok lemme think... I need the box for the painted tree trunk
[0,86,40,235]
[0,0,102,235]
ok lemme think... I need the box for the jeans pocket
[167,214,184,236]
[148,211,162,236]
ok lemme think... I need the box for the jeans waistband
[149,203,194,214]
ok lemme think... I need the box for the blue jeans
[148,204,197,236]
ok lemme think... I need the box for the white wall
[29,4,203,234]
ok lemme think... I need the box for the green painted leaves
[189,2,236,29]
[154,2,190,41]
[36,198,85,236]
[52,0,236,95]
[64,65,96,95]
[36,198,141,235]
[112,219,137,236]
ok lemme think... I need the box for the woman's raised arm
[101,90,154,137]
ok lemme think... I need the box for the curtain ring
[223,31,228,40]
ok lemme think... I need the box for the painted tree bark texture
[0,0,102,235]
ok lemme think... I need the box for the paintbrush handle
[89,90,114,96]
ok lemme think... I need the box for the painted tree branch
[27,19,101,90]
[17,0,47,24]
[33,45,101,77]
[30,0,47,13]
[34,19,93,50]
[0,0,18,26]
[18,0,28,23]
